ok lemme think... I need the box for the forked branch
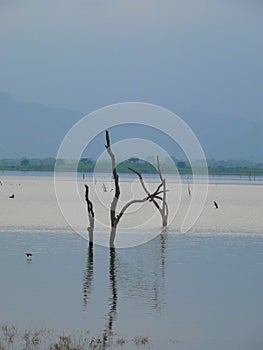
[117,184,164,223]
[128,167,162,212]
[129,157,169,229]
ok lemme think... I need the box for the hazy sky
[0,0,262,120]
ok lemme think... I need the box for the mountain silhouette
[0,92,262,160]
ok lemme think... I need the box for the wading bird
[213,201,219,209]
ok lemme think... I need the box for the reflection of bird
[213,201,219,209]
[9,194,15,199]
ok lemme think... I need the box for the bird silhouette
[9,194,15,199]
[25,253,32,258]
[213,201,219,209]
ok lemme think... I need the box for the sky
[0,0,262,119]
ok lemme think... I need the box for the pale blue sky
[0,0,262,120]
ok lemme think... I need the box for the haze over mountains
[0,92,82,158]
[0,91,262,160]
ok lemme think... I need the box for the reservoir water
[0,173,262,349]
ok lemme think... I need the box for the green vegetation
[0,157,263,176]
[0,323,150,349]
[0,158,56,172]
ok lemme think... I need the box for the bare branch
[117,188,163,224]
[105,129,111,150]
[117,197,149,223]
[129,167,163,210]
[129,163,169,228]
[128,167,142,180]
[155,182,163,195]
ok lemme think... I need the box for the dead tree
[105,130,164,246]
[128,167,164,224]
[85,184,95,248]
[129,157,168,229]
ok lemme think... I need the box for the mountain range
[0,91,262,160]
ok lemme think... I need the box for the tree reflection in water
[103,247,118,347]
[83,245,94,309]
[82,233,168,346]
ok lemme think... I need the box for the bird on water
[213,201,219,209]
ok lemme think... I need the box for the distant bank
[1,157,263,177]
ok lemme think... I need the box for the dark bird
[9,194,15,199]
[213,201,219,209]
[25,253,32,258]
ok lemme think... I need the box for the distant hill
[0,92,263,160]
[180,111,263,160]
[0,92,82,158]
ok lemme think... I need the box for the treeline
[0,157,56,171]
[1,157,263,175]
[0,157,163,174]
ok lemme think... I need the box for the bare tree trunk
[85,184,95,248]
[162,179,168,228]
[109,227,117,248]
[105,130,120,247]
[157,156,168,229]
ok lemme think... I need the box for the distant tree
[80,158,94,165]
[56,159,65,166]
[41,158,56,166]
[20,158,29,167]
[177,161,186,169]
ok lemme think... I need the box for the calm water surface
[0,232,262,350]
[0,173,263,349]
